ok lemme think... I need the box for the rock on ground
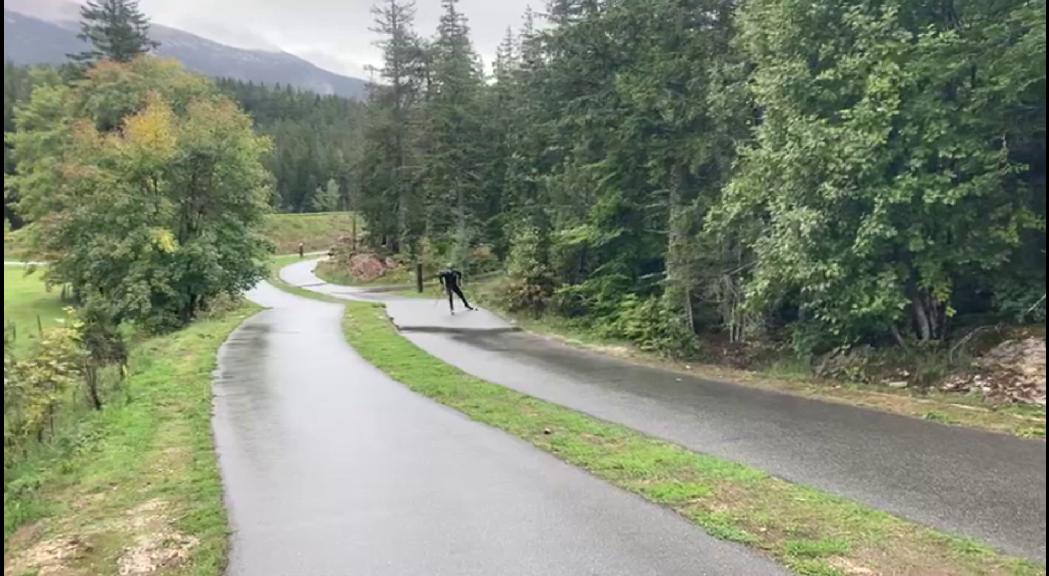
[944,337,1046,406]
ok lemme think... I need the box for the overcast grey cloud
[134,0,539,78]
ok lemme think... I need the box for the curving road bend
[279,259,1047,561]
[212,281,784,575]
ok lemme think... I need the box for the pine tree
[364,0,426,255]
[347,0,1044,356]
[72,0,159,64]
[312,178,343,213]
[422,0,486,265]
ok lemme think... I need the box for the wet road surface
[280,259,1048,561]
[212,281,784,575]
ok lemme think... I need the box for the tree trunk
[86,365,103,410]
[456,176,468,261]
[664,165,694,330]
[913,292,932,341]
[912,288,947,341]
[352,215,358,252]
[397,180,410,255]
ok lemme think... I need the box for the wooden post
[416,262,424,293]
[37,314,43,337]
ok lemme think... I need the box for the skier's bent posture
[438,266,474,314]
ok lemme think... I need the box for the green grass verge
[262,212,358,254]
[4,302,258,575]
[266,254,343,303]
[341,299,1043,576]
[4,265,68,356]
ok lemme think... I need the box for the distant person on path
[298,242,305,258]
[438,265,474,315]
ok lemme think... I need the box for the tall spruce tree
[422,0,486,265]
[348,0,1045,356]
[360,0,426,255]
[72,0,159,64]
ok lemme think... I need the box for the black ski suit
[438,269,473,312]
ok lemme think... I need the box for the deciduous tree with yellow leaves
[9,58,273,330]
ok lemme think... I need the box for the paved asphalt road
[281,259,1048,561]
[212,281,783,575]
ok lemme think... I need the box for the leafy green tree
[719,0,1045,349]
[503,224,554,314]
[4,65,65,230]
[73,0,159,64]
[349,0,1045,358]
[4,309,87,452]
[312,178,343,212]
[10,58,272,330]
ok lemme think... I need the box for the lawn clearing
[4,265,68,356]
[262,212,358,254]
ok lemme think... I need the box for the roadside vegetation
[349,0,1045,415]
[4,3,273,573]
[297,257,1046,438]
[314,257,415,287]
[4,300,256,575]
[341,299,1044,576]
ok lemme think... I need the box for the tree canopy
[355,0,1046,355]
[73,0,159,65]
[9,58,272,330]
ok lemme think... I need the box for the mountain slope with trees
[355,0,1045,376]
[3,1,368,98]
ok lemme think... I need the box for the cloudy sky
[134,0,538,78]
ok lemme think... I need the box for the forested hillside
[216,79,366,213]
[4,65,366,221]
[357,0,1046,360]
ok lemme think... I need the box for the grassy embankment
[313,258,416,287]
[261,211,357,254]
[4,265,257,575]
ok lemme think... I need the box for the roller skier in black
[438,265,474,314]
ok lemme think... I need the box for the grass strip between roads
[342,299,1043,576]
[267,253,343,303]
[4,302,258,575]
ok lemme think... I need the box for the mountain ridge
[3,4,367,99]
